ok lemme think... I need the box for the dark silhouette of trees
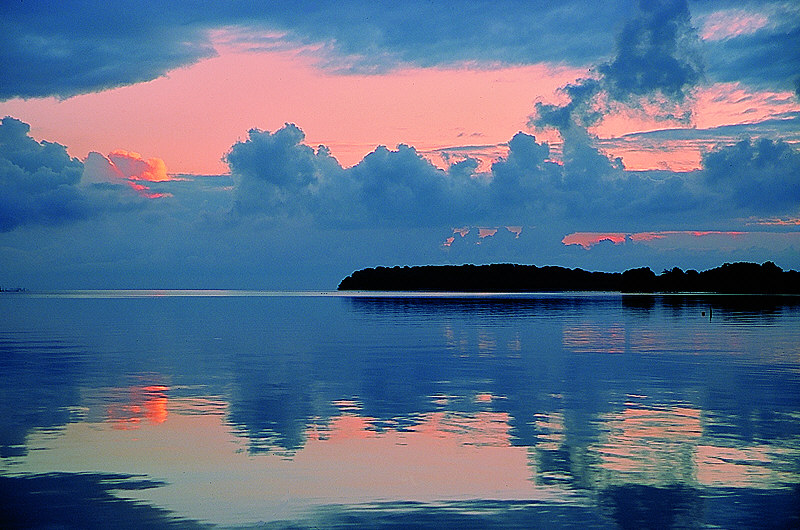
[338,262,800,294]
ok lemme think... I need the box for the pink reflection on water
[107,384,169,430]
[589,401,798,490]
[533,411,566,451]
[308,414,379,442]
[694,444,790,488]
[563,324,626,354]
[310,408,513,448]
[591,404,703,484]
[284,407,546,503]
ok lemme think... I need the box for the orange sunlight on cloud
[109,149,170,182]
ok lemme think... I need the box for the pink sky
[0,44,583,175]
[2,38,797,177]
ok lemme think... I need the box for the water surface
[1,291,799,528]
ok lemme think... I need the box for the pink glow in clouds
[562,231,749,249]
[754,217,800,226]
[589,83,800,171]
[563,230,800,252]
[127,182,171,199]
[3,32,797,177]
[82,150,172,198]
[443,226,471,247]
[0,40,584,175]
[506,226,523,238]
[701,9,770,41]
[444,226,523,246]
[108,150,170,182]
[562,232,628,249]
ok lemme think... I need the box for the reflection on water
[106,384,170,430]
[1,292,799,527]
[0,472,206,529]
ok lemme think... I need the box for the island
[338,262,800,294]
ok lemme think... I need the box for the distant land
[338,262,800,294]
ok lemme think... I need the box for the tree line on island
[338,262,800,294]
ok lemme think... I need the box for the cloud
[701,5,800,94]
[107,150,169,182]
[700,9,770,41]
[224,123,345,219]
[226,123,484,227]
[220,3,796,241]
[4,1,796,104]
[702,137,800,214]
[225,120,800,238]
[82,152,125,185]
[3,116,798,288]
[82,150,173,199]
[562,232,628,249]
[598,0,703,104]
[0,2,648,101]
[218,1,631,73]
[561,230,800,271]
[0,4,215,100]
[0,117,165,231]
[0,116,86,231]
[533,0,703,135]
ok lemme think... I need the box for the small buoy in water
[701,311,705,316]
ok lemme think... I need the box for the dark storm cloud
[0,3,215,100]
[703,137,800,214]
[4,1,798,101]
[599,0,703,103]
[707,26,800,95]
[533,0,704,134]
[268,0,631,73]
[1,1,636,100]
[700,3,800,95]
[0,117,155,232]
[226,122,799,234]
[226,124,481,227]
[0,117,87,231]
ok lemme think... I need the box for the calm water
[1,291,799,528]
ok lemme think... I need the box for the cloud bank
[0,4,215,100]
[0,117,161,232]
[0,117,87,231]
[2,113,798,288]
[1,1,798,288]
[226,122,800,234]
[220,2,796,237]
[3,1,797,100]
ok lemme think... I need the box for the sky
[1,0,799,289]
